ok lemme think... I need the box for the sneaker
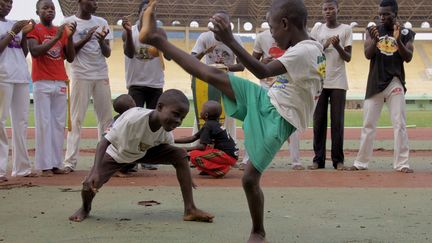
[0,176,8,182]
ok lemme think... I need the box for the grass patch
[5,102,432,128]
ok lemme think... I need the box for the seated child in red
[176,100,238,178]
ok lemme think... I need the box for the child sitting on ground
[69,89,214,223]
[176,100,238,178]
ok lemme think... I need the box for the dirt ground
[1,127,432,243]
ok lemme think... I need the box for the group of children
[1,0,415,242]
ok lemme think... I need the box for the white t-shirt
[105,107,174,163]
[269,40,325,131]
[63,15,113,81]
[253,29,284,59]
[253,29,286,88]
[125,25,164,89]
[192,31,243,65]
[310,23,352,90]
[0,20,31,83]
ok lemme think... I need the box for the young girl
[0,0,36,182]
[27,0,76,176]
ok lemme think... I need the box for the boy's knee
[171,148,188,166]
[242,174,259,189]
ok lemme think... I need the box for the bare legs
[173,158,214,222]
[138,0,236,100]
[242,162,266,243]
[69,156,214,222]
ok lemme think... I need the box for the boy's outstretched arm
[138,0,235,100]
[210,15,286,79]
[175,133,199,144]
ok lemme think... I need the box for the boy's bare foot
[291,164,305,170]
[398,167,414,173]
[138,0,158,44]
[69,207,90,222]
[183,208,214,223]
[247,233,266,243]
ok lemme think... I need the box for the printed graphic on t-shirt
[78,28,97,41]
[207,46,235,64]
[272,75,288,89]
[377,35,398,56]
[139,142,151,151]
[317,54,326,81]
[1,34,21,48]
[43,36,63,60]
[268,46,284,58]
[135,46,155,60]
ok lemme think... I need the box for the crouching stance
[69,89,214,223]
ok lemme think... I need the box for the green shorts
[222,75,296,173]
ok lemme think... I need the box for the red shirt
[27,23,69,82]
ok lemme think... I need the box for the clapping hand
[209,13,235,44]
[95,26,110,43]
[65,22,77,37]
[368,25,380,42]
[22,19,35,35]
[393,22,401,41]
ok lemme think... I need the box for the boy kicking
[139,0,325,242]
[69,89,214,223]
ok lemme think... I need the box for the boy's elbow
[255,71,268,80]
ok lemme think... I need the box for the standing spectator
[309,0,352,170]
[346,0,414,173]
[121,0,168,170]
[27,0,76,176]
[62,0,113,173]
[191,11,244,144]
[240,21,304,171]
[0,0,36,181]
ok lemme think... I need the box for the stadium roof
[58,0,432,30]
